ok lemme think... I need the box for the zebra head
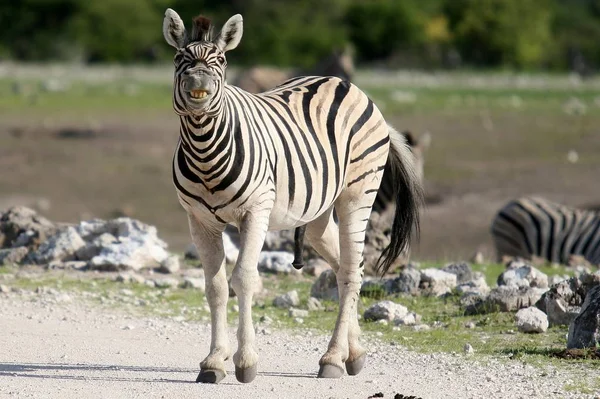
[163,9,243,116]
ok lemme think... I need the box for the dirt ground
[0,289,595,399]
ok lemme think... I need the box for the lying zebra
[491,196,600,265]
[163,10,423,383]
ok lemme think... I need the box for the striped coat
[163,10,422,384]
[491,196,600,265]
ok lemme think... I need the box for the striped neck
[177,94,239,183]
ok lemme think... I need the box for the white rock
[289,308,309,318]
[182,277,205,291]
[464,343,474,354]
[456,273,490,295]
[307,297,324,311]
[273,290,300,308]
[394,312,421,326]
[223,232,239,264]
[364,300,408,322]
[34,227,85,264]
[153,278,179,289]
[498,265,548,289]
[258,251,298,274]
[515,307,549,333]
[158,255,180,274]
[420,268,457,296]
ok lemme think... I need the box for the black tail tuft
[375,127,424,276]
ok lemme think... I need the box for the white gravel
[0,289,597,399]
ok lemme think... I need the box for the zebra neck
[177,102,239,183]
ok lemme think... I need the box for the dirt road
[0,291,595,399]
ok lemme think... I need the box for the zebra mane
[191,15,214,42]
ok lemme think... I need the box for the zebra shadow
[0,362,315,384]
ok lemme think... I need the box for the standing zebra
[491,196,600,265]
[163,10,422,383]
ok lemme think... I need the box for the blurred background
[1,0,599,262]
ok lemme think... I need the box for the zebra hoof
[196,369,226,384]
[235,364,257,383]
[345,354,366,376]
[317,364,344,378]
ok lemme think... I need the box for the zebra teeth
[190,90,208,99]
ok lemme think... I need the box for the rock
[536,274,600,326]
[549,275,569,286]
[465,321,476,329]
[310,269,338,301]
[498,264,548,289]
[75,233,117,260]
[184,243,199,260]
[461,292,487,315]
[0,206,57,249]
[46,260,87,271]
[515,307,549,333]
[364,300,408,322]
[0,284,10,294]
[307,297,324,311]
[77,218,170,271]
[456,272,490,296]
[568,285,600,349]
[463,343,474,354]
[394,312,421,326]
[470,286,547,314]
[258,251,298,274]
[115,273,145,284]
[471,251,485,265]
[303,258,329,277]
[33,227,85,264]
[419,268,457,296]
[384,265,421,295]
[289,308,309,318]
[182,277,205,290]
[361,279,387,299]
[442,262,473,284]
[273,290,300,308]
[158,255,180,274]
[412,324,431,332]
[153,278,179,289]
[0,246,29,265]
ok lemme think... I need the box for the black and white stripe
[163,10,423,382]
[491,196,600,265]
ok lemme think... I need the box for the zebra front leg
[188,214,230,384]
[230,211,270,383]
[317,200,369,378]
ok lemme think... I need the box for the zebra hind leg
[187,214,230,384]
[307,202,369,378]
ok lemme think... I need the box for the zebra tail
[375,125,424,276]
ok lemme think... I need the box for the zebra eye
[216,55,226,64]
[174,52,184,64]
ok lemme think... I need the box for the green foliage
[1,0,600,71]
[345,0,425,61]
[444,0,553,68]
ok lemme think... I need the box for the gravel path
[0,290,597,399]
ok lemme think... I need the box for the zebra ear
[163,8,187,49]
[214,14,243,53]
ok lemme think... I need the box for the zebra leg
[311,203,368,378]
[187,214,230,384]
[292,225,306,270]
[230,211,270,383]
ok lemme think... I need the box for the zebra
[491,196,600,265]
[232,46,354,94]
[292,130,431,269]
[163,10,422,383]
